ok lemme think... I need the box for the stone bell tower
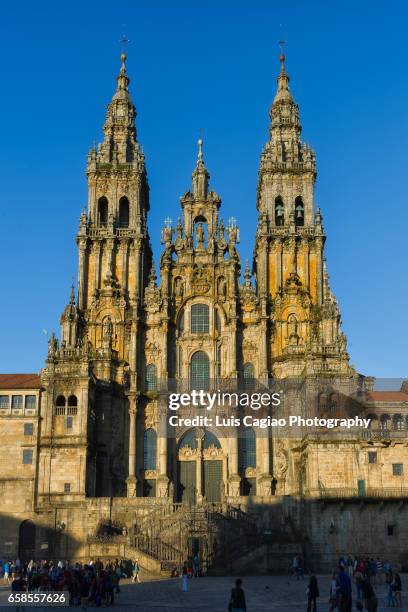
[254,52,351,378]
[38,52,152,503]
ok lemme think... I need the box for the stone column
[196,436,203,504]
[304,241,310,291]
[228,431,241,497]
[315,237,323,306]
[258,433,272,496]
[276,238,282,293]
[157,402,169,497]
[126,396,137,497]
[94,242,101,294]
[77,240,87,309]
[121,240,129,293]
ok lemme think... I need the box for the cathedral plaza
[1,40,408,591]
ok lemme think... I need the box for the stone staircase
[129,502,262,575]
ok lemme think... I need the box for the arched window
[55,395,66,416]
[145,364,157,392]
[239,427,256,470]
[119,196,129,227]
[380,415,389,431]
[275,197,284,226]
[243,363,255,390]
[190,351,210,390]
[203,431,221,449]
[179,430,198,450]
[367,414,378,429]
[98,197,108,226]
[191,304,209,334]
[393,414,404,431]
[67,395,78,415]
[295,196,304,227]
[143,428,157,470]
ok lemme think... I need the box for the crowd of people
[295,554,403,611]
[0,558,135,606]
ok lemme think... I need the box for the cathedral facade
[1,52,408,572]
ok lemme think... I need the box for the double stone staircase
[128,502,261,575]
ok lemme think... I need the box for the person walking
[306,575,319,612]
[228,578,246,612]
[360,578,378,612]
[132,559,141,583]
[3,561,10,584]
[393,573,402,608]
[385,570,394,607]
[329,572,340,612]
[338,566,352,612]
[181,562,188,592]
[192,553,200,578]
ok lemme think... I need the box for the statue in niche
[103,316,113,338]
[195,222,205,247]
[174,277,184,298]
[217,276,226,300]
[288,314,299,346]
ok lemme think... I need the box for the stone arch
[18,519,36,561]
[98,196,108,226]
[118,196,130,227]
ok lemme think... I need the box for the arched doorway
[176,429,224,504]
[18,520,36,561]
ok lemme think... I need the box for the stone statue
[196,222,205,246]
[218,276,226,299]
[103,316,113,338]
[48,332,59,357]
[175,277,184,298]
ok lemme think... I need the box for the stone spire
[192,138,210,199]
[90,52,143,166]
[259,51,315,173]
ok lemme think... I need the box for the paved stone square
[0,575,405,611]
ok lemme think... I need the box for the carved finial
[148,262,157,287]
[244,259,252,287]
[198,138,203,162]
[278,37,286,74]
[120,34,129,70]
[70,278,76,305]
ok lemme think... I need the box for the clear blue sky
[1,0,407,378]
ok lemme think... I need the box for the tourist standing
[228,578,247,612]
[385,571,394,607]
[393,573,402,608]
[338,566,352,612]
[132,559,140,583]
[3,560,10,584]
[306,575,319,612]
[329,572,340,611]
[181,562,188,592]
[360,578,378,612]
[193,553,200,578]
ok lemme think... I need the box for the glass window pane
[243,363,255,390]
[145,364,157,391]
[24,423,34,436]
[0,395,9,409]
[144,428,157,470]
[23,449,33,464]
[191,304,209,334]
[240,428,256,470]
[190,351,210,390]
[25,395,36,409]
[12,395,23,409]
